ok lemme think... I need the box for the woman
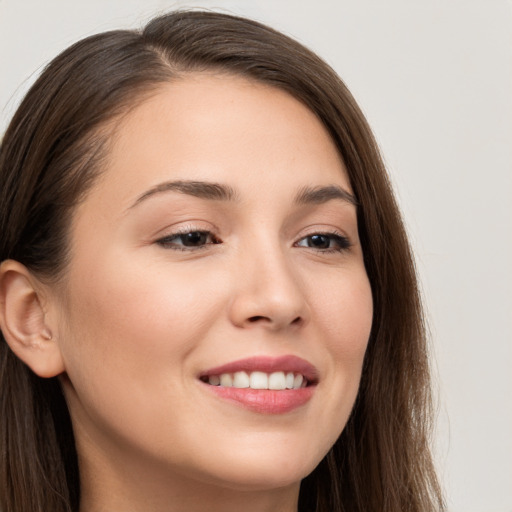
[0,10,444,512]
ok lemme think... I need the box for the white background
[1,1,511,511]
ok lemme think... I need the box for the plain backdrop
[1,1,511,511]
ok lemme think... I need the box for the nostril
[246,315,303,326]
[248,315,268,323]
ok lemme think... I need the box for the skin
[2,74,373,512]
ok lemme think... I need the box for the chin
[209,469,312,493]
[191,448,322,492]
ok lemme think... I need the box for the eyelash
[294,231,351,253]
[156,228,351,253]
[156,229,221,252]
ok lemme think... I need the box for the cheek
[277,266,372,466]
[58,244,264,426]
[63,269,209,367]
[55,255,233,454]
[310,268,373,415]
[313,268,373,359]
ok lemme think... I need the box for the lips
[199,355,318,414]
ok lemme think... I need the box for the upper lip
[199,355,319,383]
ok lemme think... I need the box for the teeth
[293,373,304,389]
[268,371,286,390]
[208,375,220,386]
[233,371,249,388]
[207,371,307,390]
[219,374,233,387]
[250,371,268,389]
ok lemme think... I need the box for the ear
[0,260,65,378]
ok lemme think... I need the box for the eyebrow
[130,180,239,208]
[129,180,357,209]
[294,184,358,206]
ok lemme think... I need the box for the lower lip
[202,383,315,414]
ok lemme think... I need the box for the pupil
[309,235,330,248]
[182,232,206,246]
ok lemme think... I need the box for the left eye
[295,233,350,251]
[157,230,219,250]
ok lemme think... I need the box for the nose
[228,244,310,331]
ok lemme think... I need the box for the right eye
[156,230,221,251]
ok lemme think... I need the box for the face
[49,74,373,493]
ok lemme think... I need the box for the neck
[80,467,300,512]
[77,436,300,512]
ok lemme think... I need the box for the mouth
[198,355,318,414]
[200,371,309,390]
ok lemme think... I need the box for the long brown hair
[0,10,444,512]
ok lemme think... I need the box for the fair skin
[0,74,373,512]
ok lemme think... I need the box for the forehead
[88,73,351,212]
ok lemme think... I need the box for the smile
[202,371,308,390]
[199,355,318,414]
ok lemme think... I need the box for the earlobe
[0,260,65,378]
